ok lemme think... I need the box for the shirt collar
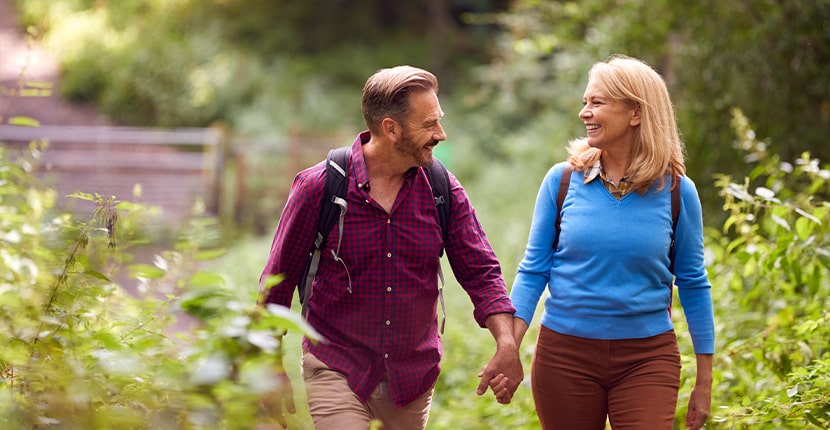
[353,130,419,191]
[585,159,631,198]
[353,131,371,190]
[584,160,602,184]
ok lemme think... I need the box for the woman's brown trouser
[531,327,681,429]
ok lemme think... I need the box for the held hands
[259,372,297,429]
[476,347,523,404]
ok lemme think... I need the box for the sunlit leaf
[262,274,284,289]
[754,187,777,201]
[770,215,790,231]
[786,385,798,398]
[794,217,813,240]
[189,271,225,287]
[191,355,230,385]
[128,264,166,279]
[8,116,40,127]
[265,304,323,342]
[247,331,279,353]
[83,270,110,281]
[195,248,227,261]
[794,207,821,224]
[67,192,95,201]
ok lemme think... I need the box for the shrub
[698,109,830,428]
[0,143,318,429]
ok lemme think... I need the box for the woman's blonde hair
[567,55,686,192]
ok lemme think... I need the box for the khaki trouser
[302,351,433,430]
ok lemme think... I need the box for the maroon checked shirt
[260,131,515,407]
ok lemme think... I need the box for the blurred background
[1,0,828,429]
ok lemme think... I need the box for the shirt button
[387,252,392,258]
[387,286,392,292]
[385,320,391,326]
[387,218,391,224]
[384,353,389,359]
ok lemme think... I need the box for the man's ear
[381,118,399,140]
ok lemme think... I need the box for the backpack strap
[299,146,349,317]
[667,175,681,318]
[425,156,451,334]
[299,147,453,322]
[668,175,681,273]
[553,164,573,250]
[425,157,451,256]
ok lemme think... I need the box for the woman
[507,55,713,429]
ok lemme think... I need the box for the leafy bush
[697,109,830,428]
[0,143,318,429]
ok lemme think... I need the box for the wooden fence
[0,124,342,229]
[0,124,225,225]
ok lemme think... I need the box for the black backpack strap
[299,146,350,316]
[425,157,451,256]
[425,156,451,334]
[553,164,573,250]
[668,175,681,274]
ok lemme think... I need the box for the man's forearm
[485,312,518,350]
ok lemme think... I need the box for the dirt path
[0,0,111,125]
[0,0,203,335]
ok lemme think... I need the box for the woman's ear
[630,105,641,127]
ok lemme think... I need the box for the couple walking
[259,56,713,430]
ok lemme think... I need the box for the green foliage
[0,144,317,428]
[699,110,830,428]
[14,0,509,134]
[473,0,830,224]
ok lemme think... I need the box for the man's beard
[396,131,436,168]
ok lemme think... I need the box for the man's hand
[476,347,523,404]
[259,372,297,429]
[477,313,524,404]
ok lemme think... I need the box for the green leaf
[771,214,790,232]
[8,116,40,127]
[794,217,812,240]
[264,304,323,342]
[83,270,111,281]
[194,248,227,262]
[261,274,284,289]
[67,192,96,201]
[794,207,822,224]
[128,264,166,279]
[189,271,225,287]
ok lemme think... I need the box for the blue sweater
[510,163,715,354]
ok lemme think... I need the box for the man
[260,65,522,429]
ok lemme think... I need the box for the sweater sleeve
[673,176,716,354]
[510,163,565,325]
